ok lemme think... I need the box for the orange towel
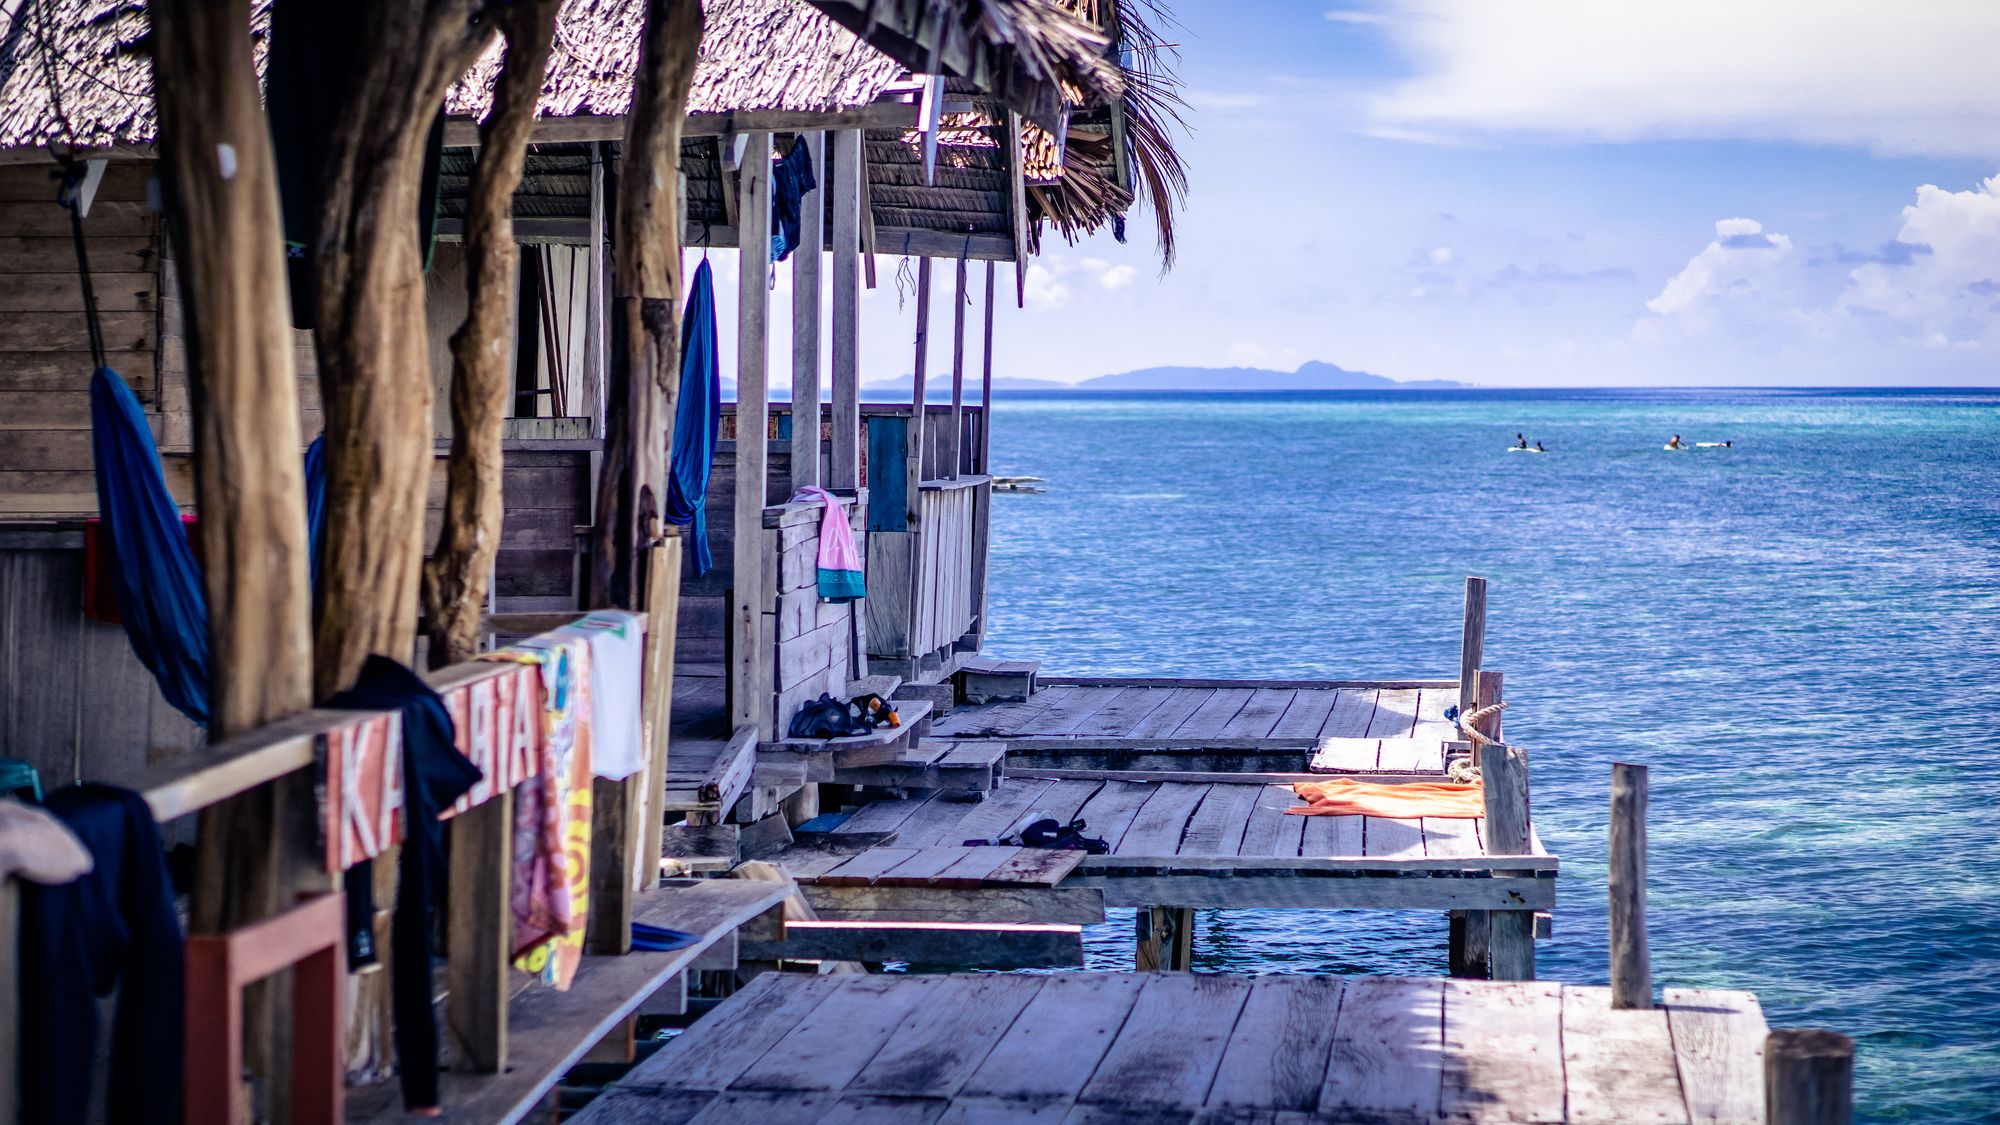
[1288,778,1486,819]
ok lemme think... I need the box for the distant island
[744,361,1467,401]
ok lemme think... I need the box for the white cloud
[1645,218,1793,317]
[1098,264,1138,290]
[1428,246,1455,266]
[1370,1,2000,158]
[1839,176,2000,345]
[1325,9,1388,24]
[1022,261,1071,309]
[1185,90,1267,111]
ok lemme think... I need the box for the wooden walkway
[576,972,1768,1125]
[772,774,1554,919]
[932,679,1461,759]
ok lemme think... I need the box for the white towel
[557,610,647,781]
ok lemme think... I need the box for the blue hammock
[90,367,327,726]
[664,258,721,574]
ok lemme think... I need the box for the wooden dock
[575,971,1769,1125]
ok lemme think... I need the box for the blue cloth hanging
[664,258,721,574]
[90,369,331,728]
[770,135,818,262]
[90,366,211,725]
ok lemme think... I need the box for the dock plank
[1298,813,1362,857]
[962,975,1146,1101]
[932,846,1030,888]
[1081,974,1254,1107]
[892,794,1009,850]
[607,968,841,1092]
[1076,781,1162,851]
[1663,988,1767,1125]
[1030,687,1127,736]
[1413,686,1459,748]
[1309,737,1379,773]
[730,974,941,1091]
[1117,783,1212,856]
[1206,975,1344,1112]
[980,847,1085,887]
[1042,778,1110,825]
[1364,688,1420,738]
[819,848,925,886]
[1066,687,1175,738]
[1237,786,1308,857]
[934,688,1068,738]
[1423,816,1483,858]
[1563,986,1691,1125]
[1363,817,1426,857]
[1317,689,1378,738]
[1178,783,1258,856]
[851,975,1046,1098]
[1172,688,1256,739]
[1219,689,1296,739]
[1126,688,1214,738]
[1375,736,1444,772]
[1268,689,1337,739]
[1320,976,1443,1122]
[944,779,1057,845]
[835,791,942,836]
[1441,979,1565,1123]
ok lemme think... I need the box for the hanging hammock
[664,258,722,574]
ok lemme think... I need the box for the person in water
[1515,433,1529,449]
[1534,441,1547,452]
[1667,434,1684,450]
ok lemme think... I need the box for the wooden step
[658,823,740,876]
[892,678,956,716]
[959,657,1039,704]
[760,699,934,782]
[845,673,903,701]
[830,739,1004,794]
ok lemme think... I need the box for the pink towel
[790,487,865,602]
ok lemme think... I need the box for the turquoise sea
[977,389,2000,1123]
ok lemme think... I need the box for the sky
[717,1,2000,388]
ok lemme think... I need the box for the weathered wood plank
[1076,781,1160,851]
[1236,786,1308,857]
[1081,974,1253,1107]
[1171,688,1255,740]
[1440,979,1566,1123]
[1177,783,1257,857]
[1029,686,1126,736]
[1321,976,1443,1122]
[1317,689,1378,738]
[1363,688,1420,738]
[1206,976,1344,1112]
[980,847,1084,887]
[1218,689,1296,740]
[1363,817,1426,858]
[729,974,939,1091]
[1563,986,1691,1125]
[1309,737,1380,773]
[833,790,942,836]
[1116,783,1211,856]
[1423,816,1483,858]
[941,779,1056,846]
[961,975,1146,1101]
[1125,688,1214,739]
[818,847,924,886]
[1298,813,1362,858]
[1082,874,1554,912]
[849,975,1046,1097]
[1267,689,1336,739]
[1065,687,1174,738]
[1375,736,1445,773]
[1663,988,1767,1125]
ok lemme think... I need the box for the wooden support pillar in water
[1477,670,1537,981]
[907,257,933,519]
[1449,664,1501,978]
[790,131,824,492]
[1609,761,1652,1008]
[979,260,996,474]
[1766,1029,1854,1125]
[1136,907,1194,972]
[732,134,774,736]
[828,129,862,493]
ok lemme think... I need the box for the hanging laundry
[17,785,184,1124]
[664,257,721,573]
[790,487,866,602]
[325,656,481,1112]
[770,134,819,262]
[484,635,595,989]
[1288,777,1487,819]
[557,610,647,782]
[0,797,92,885]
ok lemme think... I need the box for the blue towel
[770,135,818,262]
[631,922,701,953]
[90,368,330,727]
[664,259,721,573]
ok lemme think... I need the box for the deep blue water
[978,388,2000,1123]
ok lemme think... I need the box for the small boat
[993,475,1047,494]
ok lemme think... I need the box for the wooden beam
[1765,1030,1854,1125]
[636,542,682,890]
[917,75,945,185]
[1609,762,1651,1009]
[947,256,967,479]
[732,132,774,736]
[740,920,1083,968]
[445,791,513,1072]
[1007,111,1030,308]
[907,257,932,529]
[440,102,921,147]
[789,131,825,492]
[829,129,863,492]
[1476,670,1536,981]
[979,260,996,471]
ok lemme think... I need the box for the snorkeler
[1666,434,1684,450]
[1515,433,1529,449]
[1534,441,1547,452]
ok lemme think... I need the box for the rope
[60,171,107,371]
[1455,699,1507,749]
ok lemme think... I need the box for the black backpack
[787,694,871,739]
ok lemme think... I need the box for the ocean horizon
[978,386,2000,1123]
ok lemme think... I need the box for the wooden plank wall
[766,503,864,735]
[911,483,978,657]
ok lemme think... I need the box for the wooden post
[1477,670,1536,981]
[979,260,996,473]
[907,257,933,522]
[636,542,682,891]
[1609,761,1651,1009]
[424,1,562,669]
[732,133,773,737]
[1459,575,1487,721]
[150,1,318,1108]
[1766,1030,1854,1125]
[828,130,863,493]
[790,131,825,492]
[444,792,512,1071]
[1136,906,1194,971]
[1448,663,1500,979]
[947,257,967,479]
[585,0,703,958]
[0,878,17,1125]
